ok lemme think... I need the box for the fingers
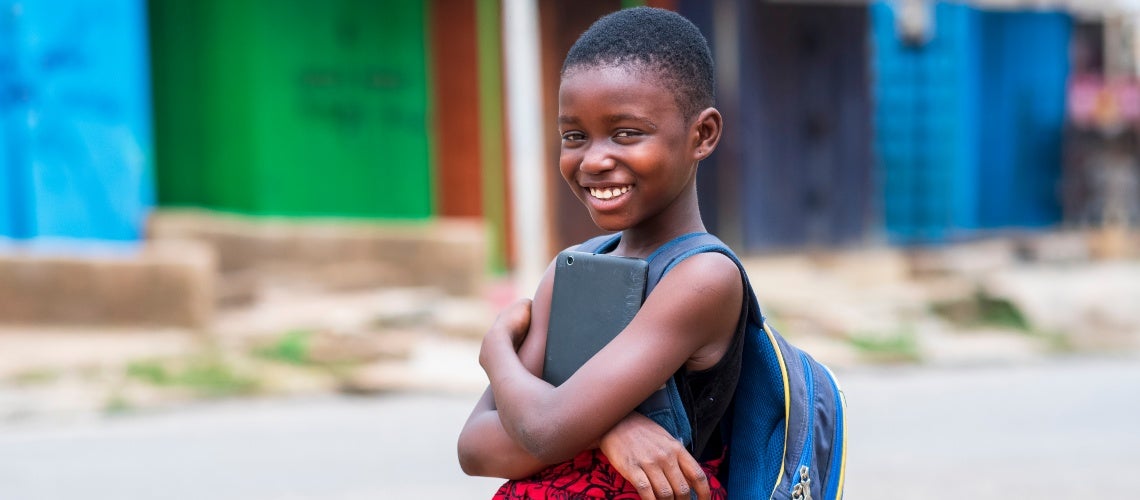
[659,449,713,500]
[679,455,711,500]
[661,456,693,499]
[508,298,533,318]
[617,456,684,500]
[642,464,681,500]
[598,412,710,499]
[499,299,530,327]
[493,298,533,350]
[624,467,656,500]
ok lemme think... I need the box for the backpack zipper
[761,321,792,500]
[791,465,813,500]
[822,364,847,499]
[790,352,816,499]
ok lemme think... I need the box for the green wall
[151,0,433,218]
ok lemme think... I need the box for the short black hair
[562,7,714,120]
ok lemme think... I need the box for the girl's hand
[499,298,533,353]
[481,298,534,371]
[495,298,533,351]
[599,413,711,500]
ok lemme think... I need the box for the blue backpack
[579,232,848,500]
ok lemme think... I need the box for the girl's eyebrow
[606,113,657,130]
[556,114,659,130]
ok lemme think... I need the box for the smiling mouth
[587,185,631,200]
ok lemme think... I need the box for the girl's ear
[691,107,723,162]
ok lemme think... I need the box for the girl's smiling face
[558,65,712,237]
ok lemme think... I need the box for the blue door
[1,2,27,238]
[873,1,982,243]
[977,11,1070,228]
[0,0,152,241]
[873,1,1070,243]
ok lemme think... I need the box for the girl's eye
[561,131,585,142]
[614,130,641,139]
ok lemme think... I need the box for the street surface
[1,355,1138,499]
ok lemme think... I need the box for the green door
[151,0,433,219]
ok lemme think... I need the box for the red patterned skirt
[493,449,727,499]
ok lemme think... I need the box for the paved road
[842,355,1140,499]
[1,355,1138,499]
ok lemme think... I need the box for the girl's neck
[611,207,706,259]
[602,177,705,258]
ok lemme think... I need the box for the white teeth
[589,186,630,200]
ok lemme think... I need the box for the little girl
[458,8,743,500]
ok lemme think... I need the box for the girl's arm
[458,387,548,478]
[600,411,713,500]
[457,262,558,478]
[460,384,712,499]
[481,252,742,464]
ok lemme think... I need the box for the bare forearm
[459,387,552,479]
[480,313,673,463]
[480,328,576,461]
[458,408,550,479]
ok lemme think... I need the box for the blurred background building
[1,0,1139,325]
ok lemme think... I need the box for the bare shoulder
[658,251,742,296]
[640,251,743,331]
[650,251,743,369]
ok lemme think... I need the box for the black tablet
[542,250,649,387]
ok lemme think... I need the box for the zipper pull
[791,466,812,500]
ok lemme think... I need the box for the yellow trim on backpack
[836,385,848,499]
[820,364,848,500]
[762,320,791,498]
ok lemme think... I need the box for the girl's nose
[579,143,617,175]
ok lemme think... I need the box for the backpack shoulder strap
[642,233,766,457]
[577,233,622,254]
[579,231,759,321]
[645,232,765,326]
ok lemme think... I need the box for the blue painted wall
[873,1,1070,244]
[0,0,153,241]
[1,4,24,238]
[873,2,982,243]
[976,11,1071,229]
